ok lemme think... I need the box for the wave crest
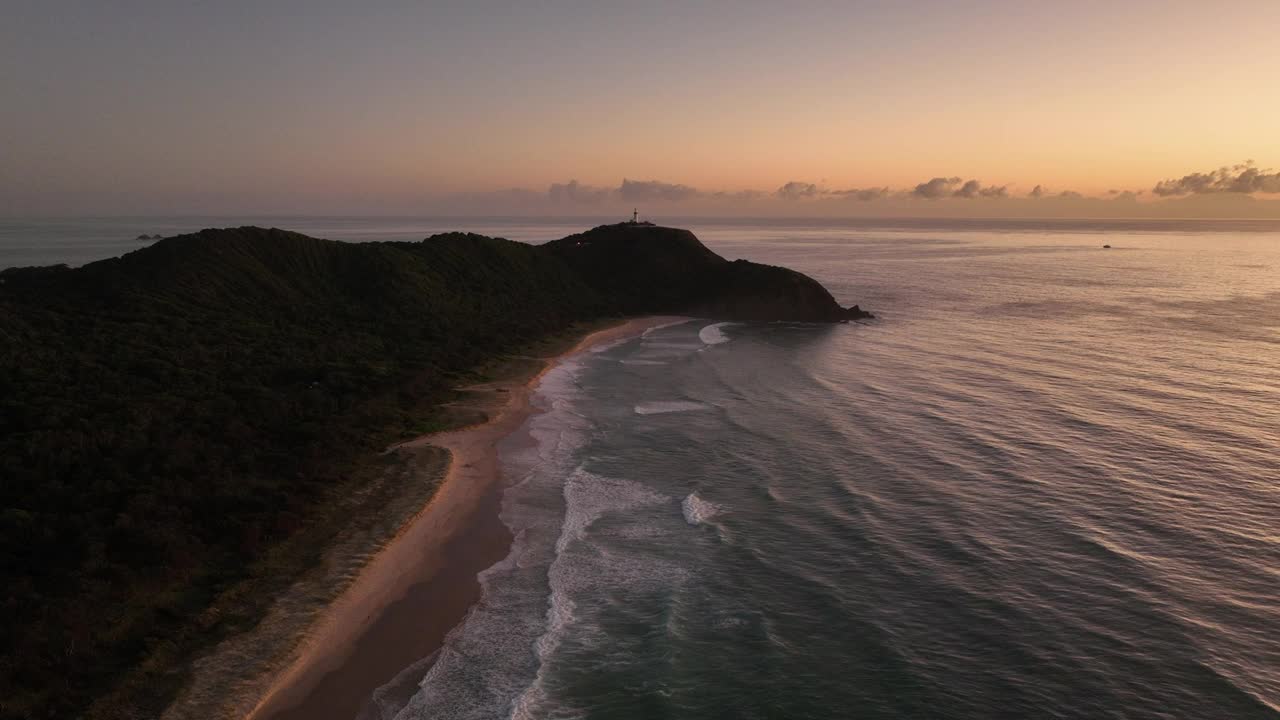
[682,493,721,525]
[699,322,738,345]
[635,400,714,415]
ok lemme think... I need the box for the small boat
[1102,244,1112,248]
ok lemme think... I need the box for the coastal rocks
[844,304,874,320]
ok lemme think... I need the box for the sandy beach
[230,315,686,720]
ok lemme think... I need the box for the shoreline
[239,315,688,720]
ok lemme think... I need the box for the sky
[3,0,1280,217]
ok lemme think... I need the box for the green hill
[544,223,870,320]
[0,223,870,719]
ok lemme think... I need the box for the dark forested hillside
[0,223,868,719]
[545,223,871,321]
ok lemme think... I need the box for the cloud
[548,179,612,204]
[547,178,703,204]
[775,181,821,200]
[912,176,963,199]
[533,167,1275,212]
[1152,161,1280,196]
[1030,185,1084,200]
[619,178,701,202]
[438,173,1280,219]
[774,182,889,201]
[711,189,767,201]
[910,177,1007,200]
[832,186,890,201]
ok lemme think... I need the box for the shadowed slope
[545,223,872,321]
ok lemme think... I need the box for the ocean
[6,218,1279,717]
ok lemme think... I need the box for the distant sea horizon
[4,215,1280,270]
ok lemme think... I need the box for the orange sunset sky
[3,1,1279,217]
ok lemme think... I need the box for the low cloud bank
[833,186,890,201]
[525,161,1280,217]
[620,179,701,202]
[775,182,889,201]
[1152,161,1280,196]
[549,178,700,204]
[912,176,961,199]
[1029,185,1085,199]
[546,162,1279,207]
[548,180,612,204]
[911,177,1006,199]
[775,181,821,200]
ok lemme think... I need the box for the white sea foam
[393,349,689,720]
[556,470,667,551]
[589,337,629,353]
[640,318,694,338]
[682,493,721,525]
[699,322,738,345]
[388,359,596,720]
[641,341,704,350]
[620,359,668,366]
[392,522,551,720]
[358,650,438,720]
[511,468,669,719]
[632,343,702,362]
[635,400,714,415]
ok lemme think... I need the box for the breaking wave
[681,493,720,525]
[634,400,715,415]
[699,322,738,345]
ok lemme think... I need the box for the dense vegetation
[0,223,866,719]
[546,223,870,321]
